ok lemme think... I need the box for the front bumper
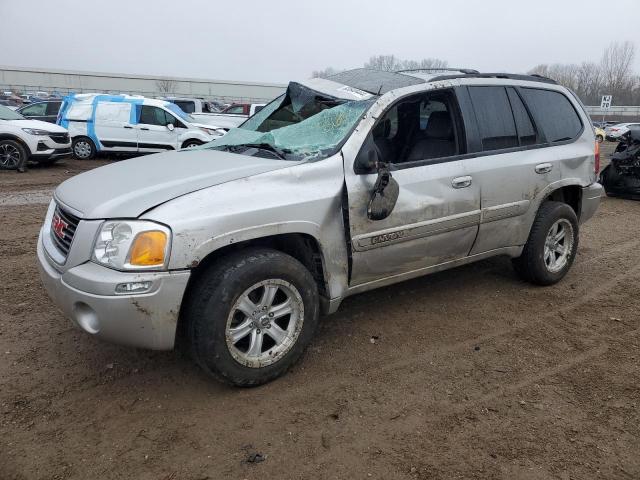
[37,229,191,350]
[27,136,72,160]
[580,182,604,224]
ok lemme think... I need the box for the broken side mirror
[367,162,399,221]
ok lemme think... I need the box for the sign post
[600,95,612,124]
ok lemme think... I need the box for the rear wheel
[0,140,27,170]
[72,137,96,160]
[185,248,320,386]
[512,201,579,285]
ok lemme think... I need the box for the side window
[468,86,518,151]
[371,91,462,165]
[46,102,62,116]
[506,88,537,146]
[520,88,582,143]
[139,106,173,126]
[22,103,47,116]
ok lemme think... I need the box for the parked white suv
[58,94,224,159]
[38,69,602,386]
[0,105,71,170]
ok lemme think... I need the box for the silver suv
[37,68,603,386]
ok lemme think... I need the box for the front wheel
[72,137,96,160]
[0,139,28,170]
[512,201,579,286]
[182,140,203,149]
[185,248,319,386]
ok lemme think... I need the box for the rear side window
[520,88,582,143]
[506,88,537,146]
[468,86,518,151]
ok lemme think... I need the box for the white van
[58,94,224,159]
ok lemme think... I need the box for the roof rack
[396,67,480,75]
[427,72,558,85]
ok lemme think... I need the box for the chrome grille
[50,205,80,257]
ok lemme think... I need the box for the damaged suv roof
[298,67,559,99]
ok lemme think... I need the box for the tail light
[594,141,600,175]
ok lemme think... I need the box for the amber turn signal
[129,231,167,266]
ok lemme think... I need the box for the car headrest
[426,111,453,139]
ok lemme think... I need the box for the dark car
[17,100,62,124]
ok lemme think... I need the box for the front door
[343,89,481,287]
[136,106,180,152]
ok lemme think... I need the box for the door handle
[140,127,149,131]
[535,163,553,174]
[452,176,472,189]
[123,125,133,129]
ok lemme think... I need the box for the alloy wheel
[543,219,574,273]
[225,279,304,368]
[0,143,21,169]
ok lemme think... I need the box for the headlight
[22,128,53,136]
[92,220,171,270]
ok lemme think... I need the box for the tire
[512,201,579,286]
[596,134,604,143]
[182,139,203,149]
[0,139,27,170]
[185,248,320,386]
[72,137,96,160]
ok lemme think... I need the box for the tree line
[312,42,640,106]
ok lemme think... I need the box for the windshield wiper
[236,143,289,160]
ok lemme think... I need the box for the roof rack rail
[427,72,558,85]
[396,67,480,75]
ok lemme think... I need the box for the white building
[0,66,286,103]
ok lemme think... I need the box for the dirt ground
[1,147,639,480]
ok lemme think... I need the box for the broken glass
[201,82,374,161]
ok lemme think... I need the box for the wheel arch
[542,184,582,220]
[0,134,31,155]
[175,232,330,347]
[181,138,204,149]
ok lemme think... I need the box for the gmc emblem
[52,213,68,240]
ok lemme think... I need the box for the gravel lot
[1,146,639,480]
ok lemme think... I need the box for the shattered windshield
[201,82,374,161]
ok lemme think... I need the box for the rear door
[459,85,583,254]
[136,106,180,152]
[94,101,138,152]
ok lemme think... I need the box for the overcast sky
[2,0,639,84]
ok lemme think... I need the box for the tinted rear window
[520,88,582,143]
[468,86,518,151]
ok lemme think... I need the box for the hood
[55,149,300,219]
[3,119,68,132]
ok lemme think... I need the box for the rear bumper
[580,182,604,224]
[37,228,191,350]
